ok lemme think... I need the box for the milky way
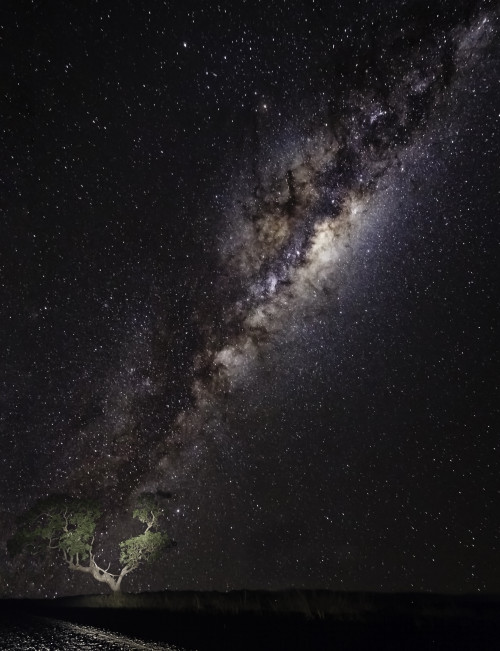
[132,10,498,496]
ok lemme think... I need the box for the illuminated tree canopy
[8,494,173,593]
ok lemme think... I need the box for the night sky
[1,0,499,597]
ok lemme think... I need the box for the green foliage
[119,531,171,569]
[7,495,101,561]
[8,493,174,593]
[123,493,172,569]
[132,493,162,529]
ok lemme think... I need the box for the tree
[7,494,173,593]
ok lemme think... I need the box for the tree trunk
[67,558,125,592]
[109,579,121,593]
[114,573,125,592]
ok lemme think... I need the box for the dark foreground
[0,612,181,650]
[2,590,500,650]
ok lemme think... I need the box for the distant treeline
[23,589,500,622]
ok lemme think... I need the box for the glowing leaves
[119,530,171,570]
[7,495,101,562]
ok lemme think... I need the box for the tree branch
[90,553,118,577]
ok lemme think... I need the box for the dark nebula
[1,0,499,596]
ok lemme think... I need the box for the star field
[1,0,499,597]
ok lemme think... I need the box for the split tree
[8,493,173,593]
